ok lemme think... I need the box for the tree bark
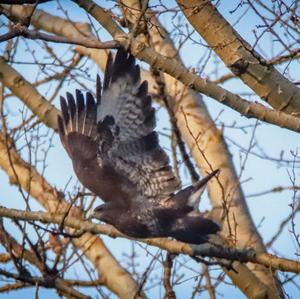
[177,0,300,115]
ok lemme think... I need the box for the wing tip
[104,47,139,86]
[86,91,96,107]
[57,114,64,135]
[103,51,113,90]
[96,74,102,104]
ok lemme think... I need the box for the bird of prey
[58,48,219,244]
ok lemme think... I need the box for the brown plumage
[58,48,220,244]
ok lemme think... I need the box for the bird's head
[92,203,115,225]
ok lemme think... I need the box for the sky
[0,0,299,298]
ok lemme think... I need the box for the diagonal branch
[177,0,300,115]
[71,0,300,134]
[2,3,300,133]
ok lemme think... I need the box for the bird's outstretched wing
[58,48,180,203]
[96,48,180,199]
[58,88,138,205]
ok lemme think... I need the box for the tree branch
[71,0,300,135]
[0,0,51,4]
[0,24,119,49]
[2,3,300,133]
[0,206,299,274]
[0,268,91,299]
[177,0,300,115]
[0,57,59,129]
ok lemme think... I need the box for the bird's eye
[94,205,104,212]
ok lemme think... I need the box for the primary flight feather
[58,48,219,244]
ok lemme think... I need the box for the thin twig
[0,25,119,49]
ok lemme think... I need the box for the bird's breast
[115,210,159,238]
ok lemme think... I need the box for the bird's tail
[187,169,220,209]
[171,214,220,244]
[169,169,219,210]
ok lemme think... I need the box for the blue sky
[0,1,299,298]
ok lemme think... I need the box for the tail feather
[187,169,220,209]
[193,169,220,191]
[169,169,219,210]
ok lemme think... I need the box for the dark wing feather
[58,90,136,205]
[97,48,180,199]
[58,91,97,158]
[171,214,220,244]
[58,92,99,199]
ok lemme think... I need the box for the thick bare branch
[212,48,300,84]
[0,24,118,49]
[0,206,299,274]
[0,57,59,129]
[2,3,300,133]
[177,0,300,115]
[0,268,91,299]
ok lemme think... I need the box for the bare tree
[0,1,299,298]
